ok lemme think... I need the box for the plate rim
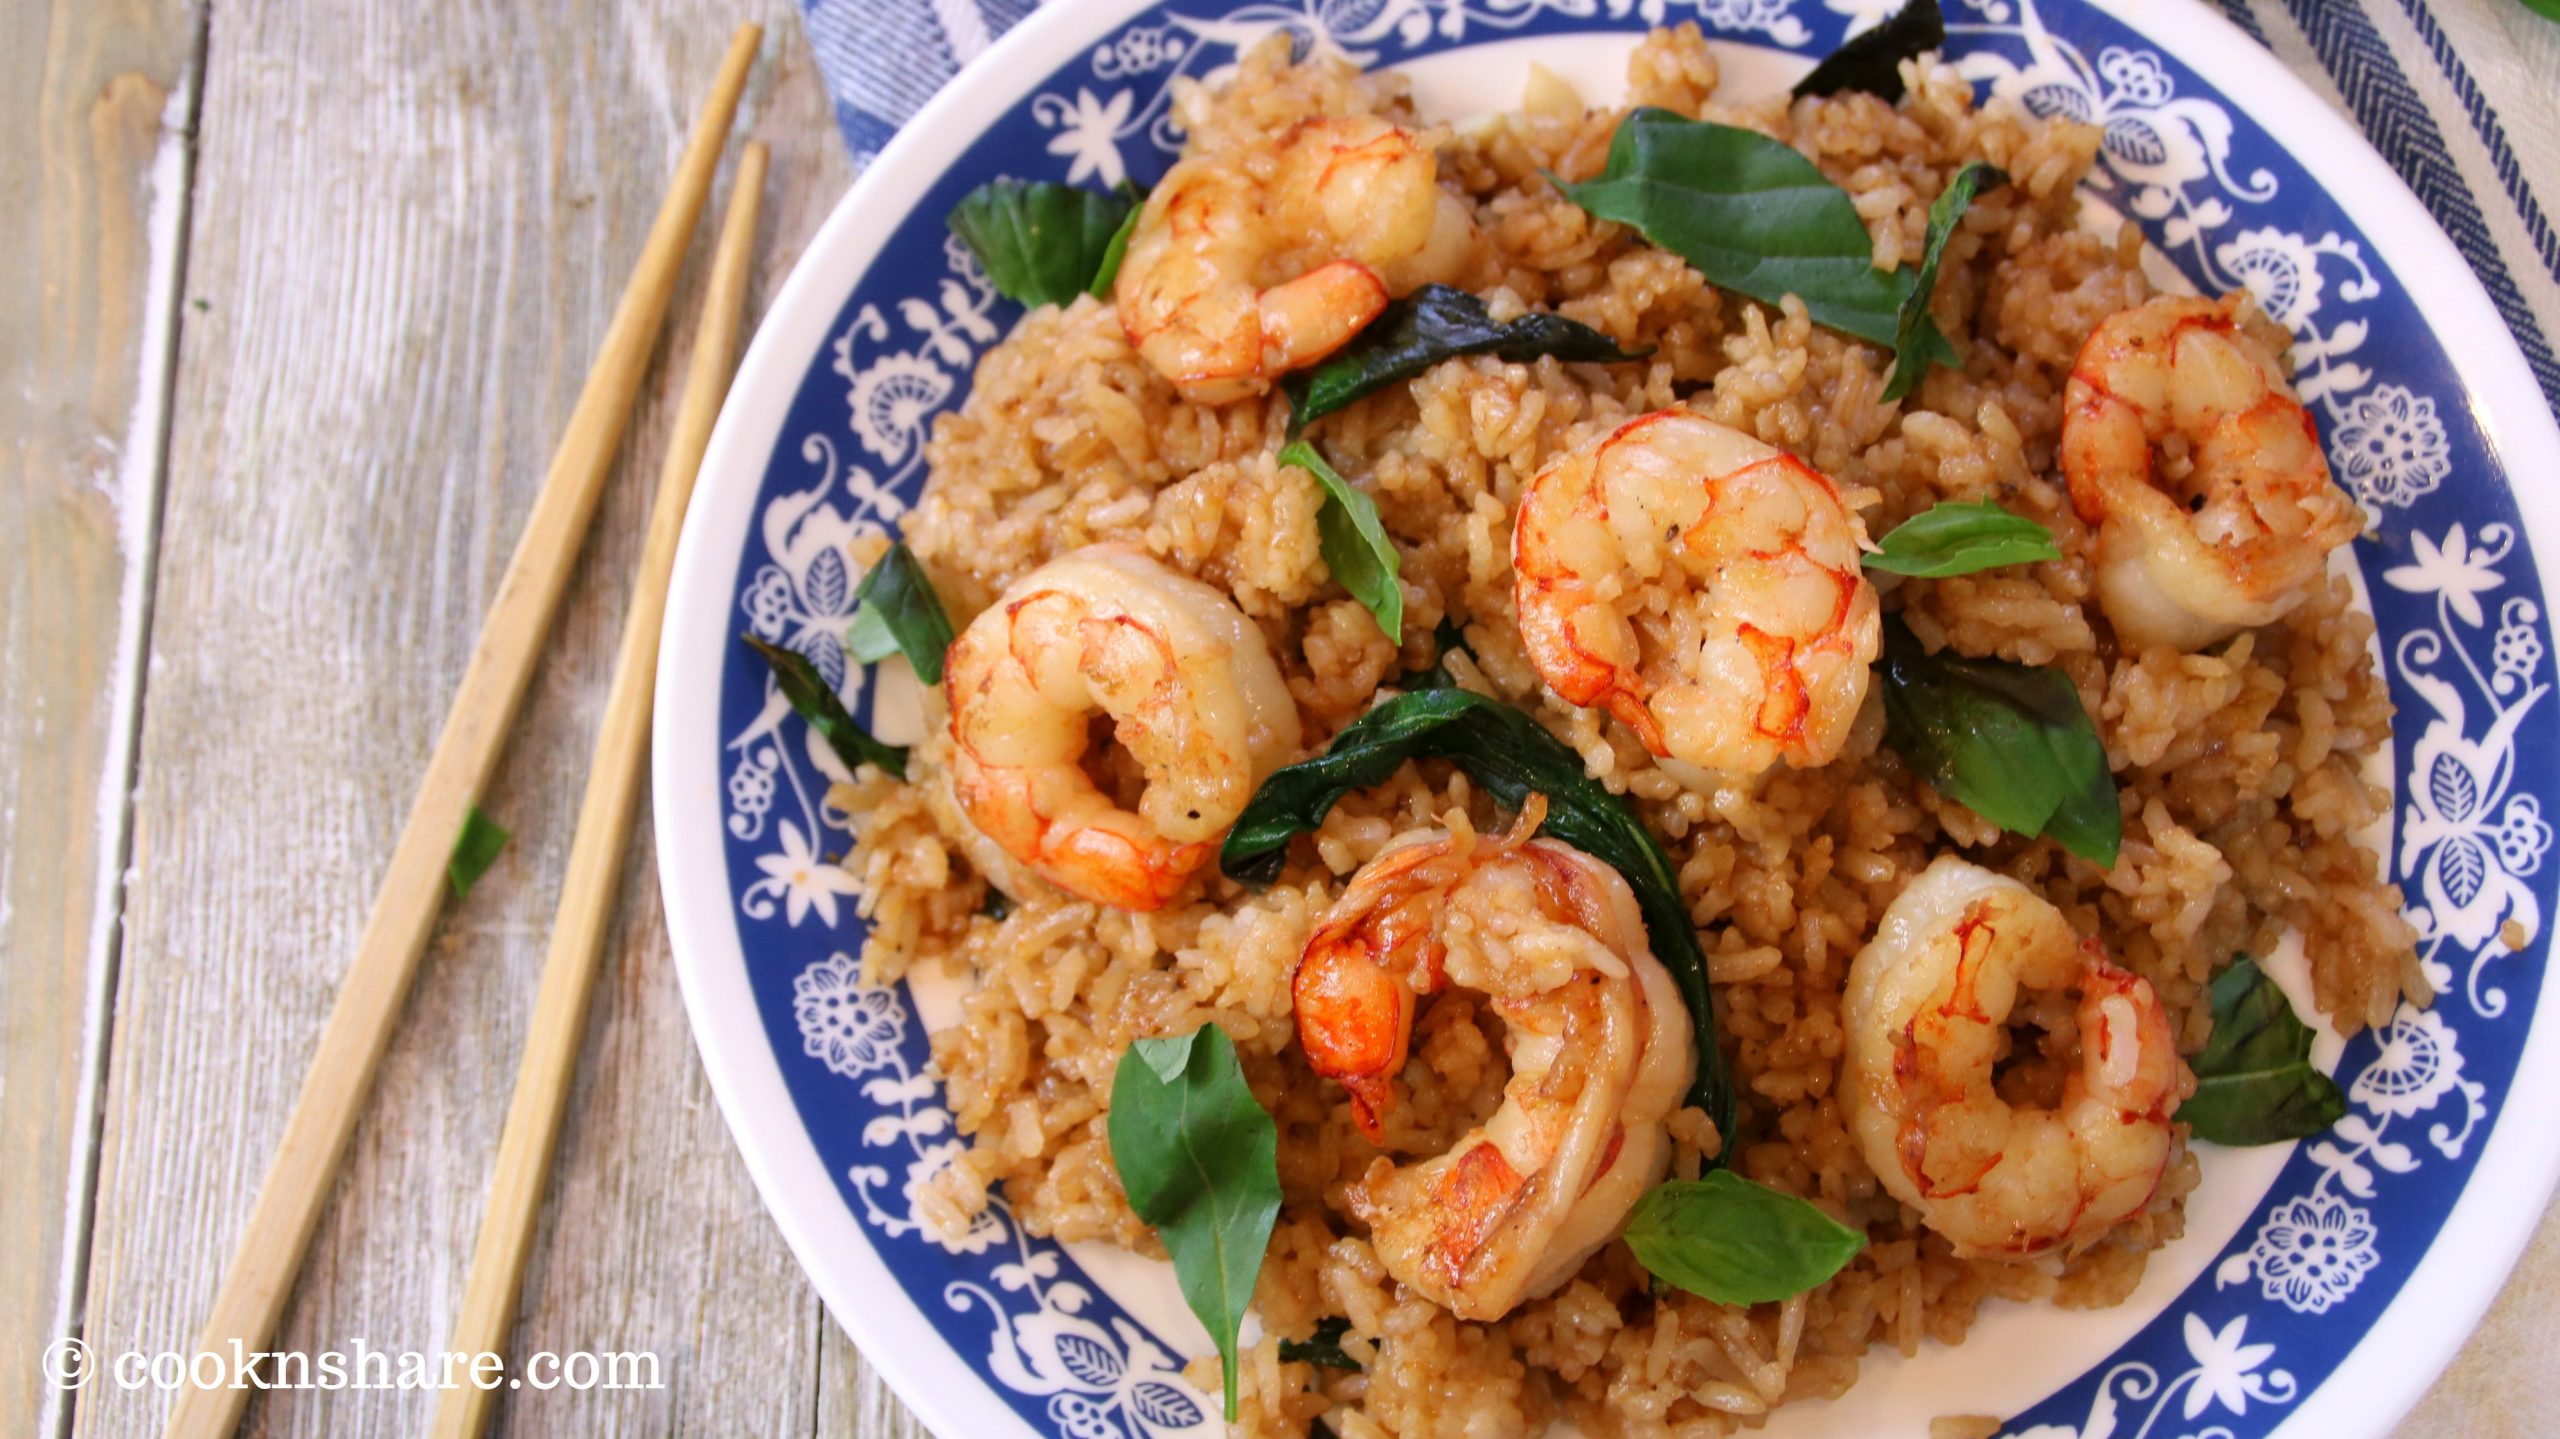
[651,2,2560,1435]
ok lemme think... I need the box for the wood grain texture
[432,138,767,1439]
[0,2,201,1438]
[71,4,868,1435]
[819,1324,933,1439]
[160,34,761,1437]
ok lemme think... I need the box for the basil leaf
[1219,688,1737,1144]
[845,604,900,664]
[743,634,909,780]
[1282,285,1649,437]
[1278,1316,1362,1371]
[1623,1171,1866,1305]
[1108,1026,1282,1422]
[1883,161,2003,401]
[1863,500,2059,577]
[2183,957,2349,1145]
[1090,181,1146,298]
[1877,616,2119,866]
[946,178,1142,309]
[847,541,956,684]
[2042,754,2125,874]
[448,805,511,899]
[1557,108,1911,348]
[1791,0,1945,102]
[1281,440,1404,644]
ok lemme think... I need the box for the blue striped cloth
[793,0,2560,427]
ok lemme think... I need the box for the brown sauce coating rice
[828,27,2420,1436]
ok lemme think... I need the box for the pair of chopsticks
[163,24,769,1439]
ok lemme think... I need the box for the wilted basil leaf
[743,634,908,780]
[1281,440,1404,643]
[1557,109,1912,348]
[947,178,1142,309]
[1278,1316,1362,1371]
[1883,161,2003,401]
[1863,500,2059,577]
[1877,616,2119,866]
[1108,1026,1282,1422]
[1623,1171,1866,1305]
[847,541,956,684]
[1283,285,1648,436]
[1792,0,1945,102]
[448,805,511,899]
[2183,957,2349,1145]
[1220,687,1736,1144]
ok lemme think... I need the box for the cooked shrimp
[1842,856,2193,1258]
[1512,410,1882,777]
[1294,798,1695,1320]
[2062,293,2362,651]
[1114,114,1474,403]
[944,544,1302,910]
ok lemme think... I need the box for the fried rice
[823,27,2420,1436]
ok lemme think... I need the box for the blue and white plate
[652,2,2560,1434]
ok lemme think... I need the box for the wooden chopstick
[425,138,768,1439]
[161,25,763,1439]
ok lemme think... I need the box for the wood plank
[819,1324,933,1439]
[0,2,202,1437]
[72,4,871,1434]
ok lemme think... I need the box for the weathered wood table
[3,2,2554,1435]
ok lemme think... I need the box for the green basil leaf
[847,541,956,685]
[1219,687,1737,1145]
[1557,108,1912,348]
[1622,1171,1866,1305]
[1090,181,1146,298]
[1282,285,1649,437]
[1791,0,1945,102]
[447,805,511,899]
[1883,160,2003,401]
[1277,1316,1362,1371]
[946,178,1143,309]
[2183,957,2349,1145]
[1281,440,1404,644]
[1877,615,2120,866]
[1108,1026,1282,1422]
[845,604,900,664]
[743,634,909,780]
[2041,754,2126,874]
[1862,500,2059,577]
